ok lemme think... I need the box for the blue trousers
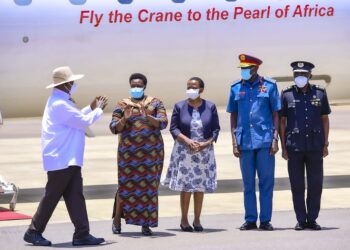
[239,148,275,223]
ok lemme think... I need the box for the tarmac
[0,105,350,249]
[1,209,349,250]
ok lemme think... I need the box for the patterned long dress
[109,96,168,227]
[162,109,217,193]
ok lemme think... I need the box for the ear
[309,73,313,80]
[199,88,204,94]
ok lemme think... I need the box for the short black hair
[189,77,205,88]
[129,73,147,87]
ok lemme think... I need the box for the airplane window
[69,0,87,5]
[22,36,29,43]
[117,0,133,4]
[14,0,32,6]
[172,0,186,3]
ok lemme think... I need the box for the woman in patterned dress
[109,73,168,236]
[162,77,220,232]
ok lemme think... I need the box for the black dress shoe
[308,221,322,230]
[72,234,105,246]
[23,229,52,246]
[180,224,194,232]
[259,222,274,231]
[295,222,307,231]
[141,225,153,236]
[112,222,121,234]
[192,223,204,232]
[239,222,257,231]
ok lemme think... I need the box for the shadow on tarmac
[117,231,176,239]
[166,228,227,233]
[50,241,116,248]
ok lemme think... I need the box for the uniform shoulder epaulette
[263,77,277,84]
[314,85,326,91]
[282,86,293,93]
[230,80,241,86]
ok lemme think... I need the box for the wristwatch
[325,141,329,147]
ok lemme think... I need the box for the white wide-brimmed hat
[46,66,84,89]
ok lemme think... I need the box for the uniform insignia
[298,62,304,68]
[311,98,321,107]
[239,91,246,96]
[313,95,316,98]
[259,85,267,93]
[240,55,246,61]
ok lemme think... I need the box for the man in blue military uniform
[227,54,281,231]
[280,61,331,231]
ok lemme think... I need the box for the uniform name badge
[288,99,299,108]
[288,102,296,108]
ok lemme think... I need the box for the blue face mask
[241,68,252,81]
[130,87,144,99]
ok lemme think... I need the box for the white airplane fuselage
[0,0,349,118]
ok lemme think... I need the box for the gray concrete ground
[0,209,349,250]
[0,105,350,249]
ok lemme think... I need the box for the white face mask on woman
[186,89,200,100]
[294,76,308,88]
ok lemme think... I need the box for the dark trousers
[29,166,90,239]
[287,150,323,223]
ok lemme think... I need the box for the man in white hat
[24,66,108,246]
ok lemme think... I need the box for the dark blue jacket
[170,99,220,142]
[280,84,331,151]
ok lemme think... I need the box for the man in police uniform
[227,54,280,231]
[280,61,331,231]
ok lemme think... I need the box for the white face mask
[186,89,200,100]
[294,76,308,88]
[70,83,78,95]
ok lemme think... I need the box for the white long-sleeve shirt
[41,89,103,171]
